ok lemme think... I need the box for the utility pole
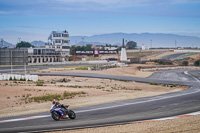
[18,37,21,43]
[24,49,26,76]
[81,37,85,46]
[175,40,177,48]
[11,50,13,74]
[150,39,152,49]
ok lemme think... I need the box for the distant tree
[194,59,200,66]
[182,61,189,66]
[16,41,34,48]
[126,41,137,49]
[70,45,94,55]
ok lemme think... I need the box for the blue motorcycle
[50,105,76,121]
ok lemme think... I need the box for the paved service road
[160,53,200,60]
[0,70,200,133]
[0,62,114,73]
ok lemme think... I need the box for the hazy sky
[0,0,200,44]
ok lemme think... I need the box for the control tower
[120,38,127,62]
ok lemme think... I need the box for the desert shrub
[35,81,44,86]
[32,94,61,103]
[68,56,74,61]
[194,59,200,66]
[20,78,26,81]
[149,82,159,85]
[182,61,188,66]
[173,84,177,87]
[75,66,88,70]
[31,91,87,103]
[155,59,173,65]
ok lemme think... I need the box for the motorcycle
[50,105,76,121]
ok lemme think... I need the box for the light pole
[81,37,85,46]
[18,37,21,43]
[11,50,13,74]
[24,49,26,76]
[175,40,177,48]
[150,39,152,49]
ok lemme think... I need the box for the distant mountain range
[0,40,14,48]
[70,33,200,48]
[2,33,200,48]
[0,40,46,48]
[30,41,46,47]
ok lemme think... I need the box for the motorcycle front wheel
[68,110,76,119]
[51,111,61,121]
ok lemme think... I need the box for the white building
[141,44,149,50]
[48,30,70,55]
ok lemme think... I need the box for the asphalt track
[0,62,113,73]
[160,53,188,60]
[0,70,200,133]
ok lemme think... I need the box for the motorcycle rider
[52,99,68,115]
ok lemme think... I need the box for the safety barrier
[0,74,38,81]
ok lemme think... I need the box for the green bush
[194,59,200,66]
[9,77,13,80]
[75,66,88,70]
[155,59,173,65]
[173,84,177,87]
[32,94,61,103]
[35,81,44,86]
[20,78,26,81]
[68,56,74,61]
[182,61,188,66]
[31,91,87,103]
[149,82,159,85]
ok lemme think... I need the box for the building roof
[48,30,69,40]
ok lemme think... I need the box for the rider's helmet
[52,99,56,104]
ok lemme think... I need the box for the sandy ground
[0,64,197,133]
[51,114,200,133]
[29,64,154,78]
[0,64,186,118]
[0,75,185,118]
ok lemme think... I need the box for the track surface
[0,70,200,133]
[161,53,188,60]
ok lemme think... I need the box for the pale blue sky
[0,0,200,44]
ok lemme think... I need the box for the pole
[175,40,177,48]
[11,50,12,74]
[18,37,21,43]
[1,38,3,48]
[81,37,85,46]
[24,50,26,76]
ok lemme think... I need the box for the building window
[53,34,62,37]
[62,46,70,49]
[63,40,69,43]
[63,34,69,37]
[55,39,61,43]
